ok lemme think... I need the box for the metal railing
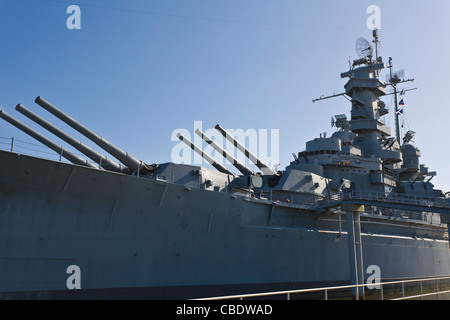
[0,136,65,161]
[4,135,450,213]
[264,190,319,207]
[245,188,450,210]
[0,136,90,163]
[341,190,449,209]
[246,189,450,219]
[195,275,450,300]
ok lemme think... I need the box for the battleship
[1,29,450,300]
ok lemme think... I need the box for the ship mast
[388,57,401,143]
[386,58,415,145]
[373,29,379,64]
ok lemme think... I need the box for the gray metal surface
[0,110,96,168]
[1,30,450,299]
[195,128,253,176]
[215,124,276,175]
[176,132,235,176]
[34,96,151,174]
[15,104,126,173]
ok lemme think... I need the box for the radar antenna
[402,130,415,144]
[332,114,349,130]
[386,69,405,84]
[356,37,373,59]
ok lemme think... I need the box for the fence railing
[249,189,450,215]
[195,275,450,300]
[0,136,67,161]
[341,190,449,209]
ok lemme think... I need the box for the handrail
[195,275,450,300]
[341,190,449,209]
[0,136,87,160]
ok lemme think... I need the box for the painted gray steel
[34,96,147,173]
[215,124,276,175]
[15,103,126,173]
[195,128,253,176]
[0,150,449,299]
[1,31,450,299]
[176,132,235,176]
[0,109,96,168]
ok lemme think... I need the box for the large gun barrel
[35,96,154,174]
[16,104,127,173]
[176,132,234,176]
[215,124,276,175]
[195,128,253,176]
[0,109,96,168]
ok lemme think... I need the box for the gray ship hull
[1,150,449,299]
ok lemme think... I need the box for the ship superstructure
[0,30,450,299]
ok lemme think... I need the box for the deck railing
[195,275,450,300]
[341,190,449,209]
[0,136,73,162]
[3,135,450,212]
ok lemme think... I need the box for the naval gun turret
[0,109,97,168]
[195,128,254,176]
[215,124,276,176]
[34,96,157,175]
[176,132,235,176]
[15,103,128,173]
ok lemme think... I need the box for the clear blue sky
[1,0,450,191]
